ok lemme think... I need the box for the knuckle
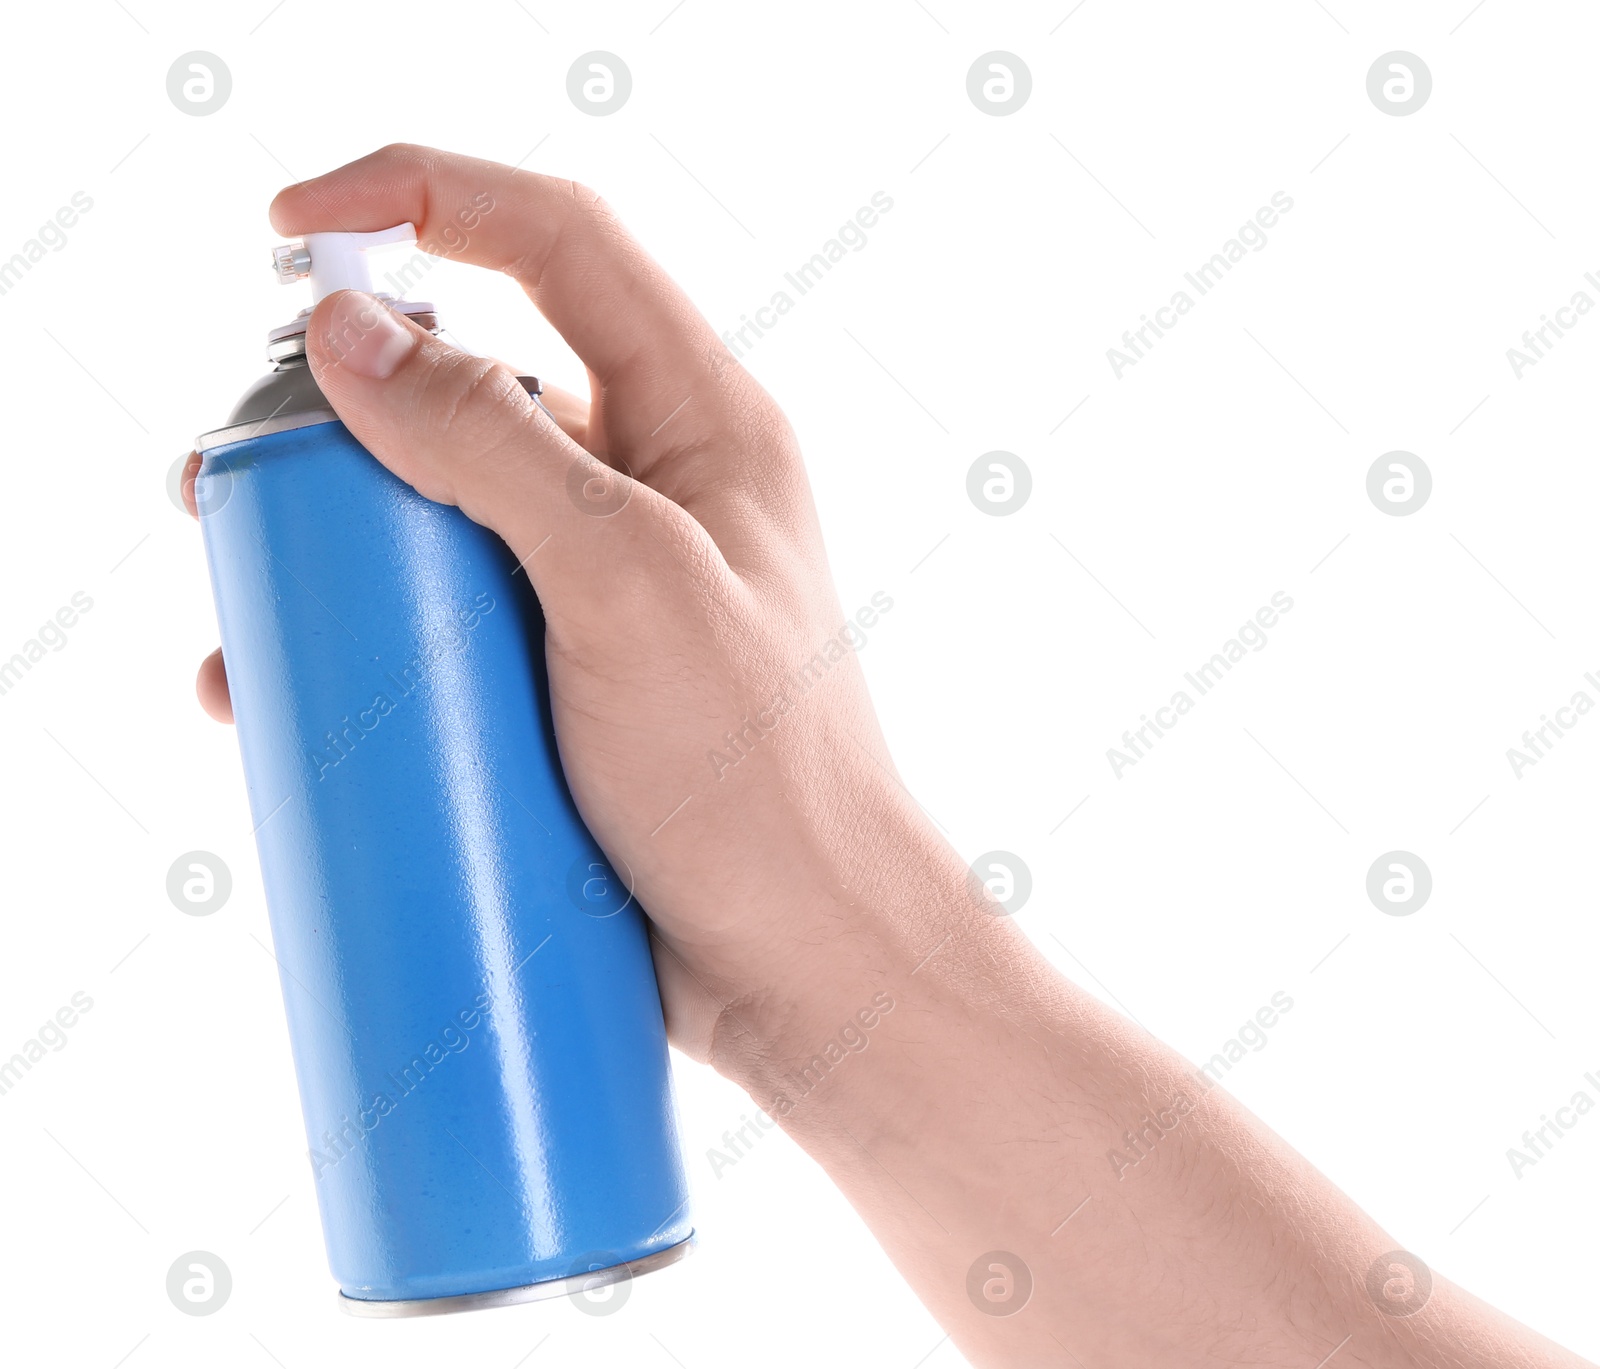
[562,179,623,240]
[426,356,523,445]
[375,141,426,164]
[563,177,603,210]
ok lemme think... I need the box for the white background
[1,1,1597,1365]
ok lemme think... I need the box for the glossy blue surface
[198,418,690,1303]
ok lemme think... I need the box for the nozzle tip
[271,243,311,284]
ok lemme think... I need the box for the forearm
[710,795,1590,1369]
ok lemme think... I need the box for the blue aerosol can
[195,225,692,1315]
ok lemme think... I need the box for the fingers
[180,369,600,727]
[269,145,814,570]
[180,449,201,518]
[304,289,683,619]
[178,371,593,728]
[182,383,590,520]
[535,382,589,450]
[268,145,778,501]
[197,648,233,723]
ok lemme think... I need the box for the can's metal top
[266,298,437,363]
[196,293,447,451]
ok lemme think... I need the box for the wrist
[707,927,905,1121]
[705,797,1040,1129]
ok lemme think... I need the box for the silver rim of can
[197,408,341,453]
[337,1235,696,1319]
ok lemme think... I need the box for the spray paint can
[195,225,692,1315]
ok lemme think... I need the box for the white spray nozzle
[271,224,418,304]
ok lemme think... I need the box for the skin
[182,146,1591,1367]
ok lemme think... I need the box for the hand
[186,146,1591,1369]
[186,143,987,1066]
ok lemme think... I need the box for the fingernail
[319,291,416,380]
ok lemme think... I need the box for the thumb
[304,289,634,616]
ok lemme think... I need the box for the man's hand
[185,146,1592,1369]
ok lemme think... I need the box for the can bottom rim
[337,1235,696,1319]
